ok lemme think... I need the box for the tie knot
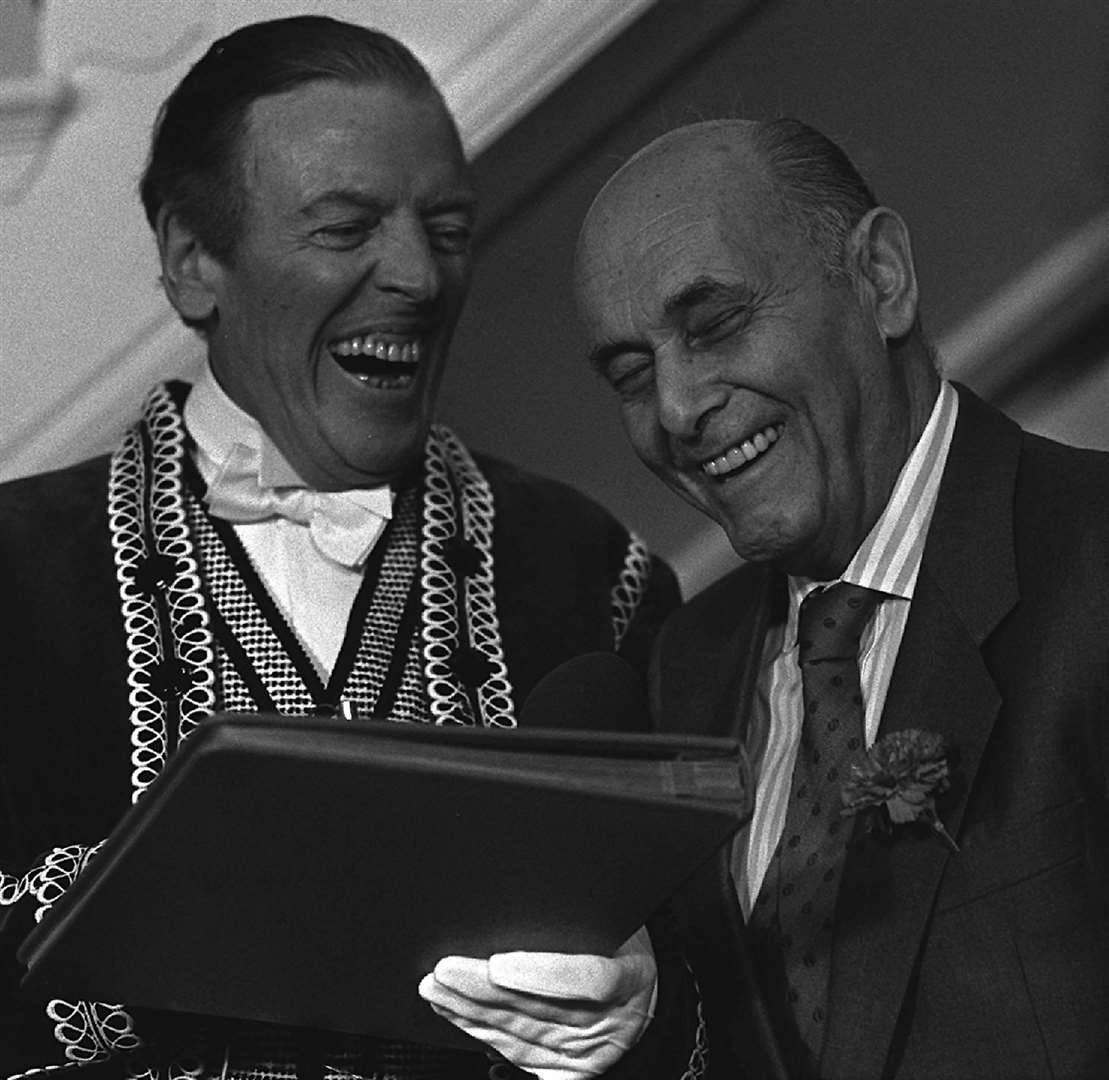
[797,582,880,664]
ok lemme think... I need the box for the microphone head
[519,651,648,733]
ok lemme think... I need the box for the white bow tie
[203,445,393,569]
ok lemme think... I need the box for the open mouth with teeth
[329,333,423,389]
[701,423,783,480]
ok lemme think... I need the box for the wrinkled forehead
[576,200,731,309]
[238,80,473,222]
[575,130,776,318]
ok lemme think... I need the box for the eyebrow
[300,188,478,218]
[662,276,754,318]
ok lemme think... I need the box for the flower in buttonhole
[840,728,959,852]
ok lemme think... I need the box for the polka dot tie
[750,581,880,1068]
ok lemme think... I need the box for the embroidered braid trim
[41,386,217,1066]
[44,1001,141,1065]
[31,845,141,1064]
[421,425,514,727]
[421,433,471,723]
[31,389,516,1073]
[109,389,513,734]
[610,532,651,653]
[108,423,171,795]
[122,1048,204,1080]
[0,843,101,923]
[0,845,134,1070]
[3,1065,85,1080]
[0,844,138,1066]
[107,383,217,801]
[0,866,28,908]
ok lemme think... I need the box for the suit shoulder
[1020,429,1109,486]
[473,448,678,622]
[1017,432,1109,539]
[474,450,633,542]
[0,455,111,535]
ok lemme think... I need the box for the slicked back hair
[751,118,878,281]
[139,15,445,262]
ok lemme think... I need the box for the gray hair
[751,118,878,280]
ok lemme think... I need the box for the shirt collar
[184,363,306,490]
[784,380,960,640]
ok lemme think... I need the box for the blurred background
[3,0,1107,595]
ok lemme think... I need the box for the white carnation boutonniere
[840,728,959,853]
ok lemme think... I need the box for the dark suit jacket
[651,387,1109,1080]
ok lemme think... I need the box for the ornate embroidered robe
[0,384,681,1080]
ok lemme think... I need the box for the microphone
[519,652,649,733]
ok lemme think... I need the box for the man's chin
[719,519,800,569]
[333,436,428,490]
[275,428,423,491]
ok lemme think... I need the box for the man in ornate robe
[0,17,687,1080]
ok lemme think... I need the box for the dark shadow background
[441,0,1109,566]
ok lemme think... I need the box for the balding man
[573,118,1109,1079]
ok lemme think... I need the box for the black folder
[18,713,750,1048]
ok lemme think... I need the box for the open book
[19,710,750,1048]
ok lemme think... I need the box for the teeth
[352,371,415,389]
[702,424,781,478]
[329,335,422,364]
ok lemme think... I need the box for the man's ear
[848,206,918,340]
[156,209,222,327]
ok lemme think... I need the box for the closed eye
[687,306,752,347]
[312,220,377,250]
[426,221,472,255]
[601,352,654,399]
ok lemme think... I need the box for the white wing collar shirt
[739,380,960,914]
[184,364,394,677]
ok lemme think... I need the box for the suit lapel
[821,387,1022,1079]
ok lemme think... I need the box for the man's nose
[655,353,726,442]
[373,218,439,302]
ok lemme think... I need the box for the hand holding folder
[18,654,752,1050]
[420,927,656,1079]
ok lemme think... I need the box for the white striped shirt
[739,381,959,914]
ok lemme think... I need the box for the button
[450,645,494,688]
[148,657,196,698]
[131,552,183,594]
[442,535,483,578]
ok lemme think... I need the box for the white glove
[417,926,657,1080]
